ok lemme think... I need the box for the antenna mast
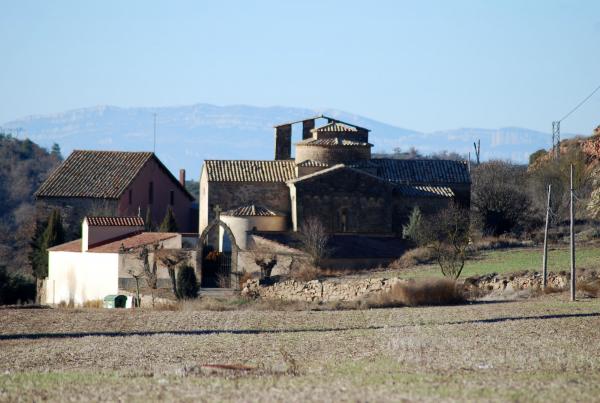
[153,113,157,153]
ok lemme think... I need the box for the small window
[148,182,154,204]
[340,209,348,232]
[128,189,132,205]
[169,190,174,205]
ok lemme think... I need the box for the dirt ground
[1,294,600,402]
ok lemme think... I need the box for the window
[339,209,348,232]
[169,190,174,205]
[128,189,132,205]
[148,181,154,204]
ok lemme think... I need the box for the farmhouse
[198,116,471,283]
[44,216,183,305]
[36,150,196,236]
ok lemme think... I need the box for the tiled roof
[48,232,179,253]
[35,150,194,200]
[298,138,372,147]
[85,216,145,227]
[355,159,471,184]
[223,204,281,217]
[204,160,296,182]
[206,158,469,185]
[36,150,153,198]
[313,122,358,132]
[295,160,330,167]
[397,185,455,198]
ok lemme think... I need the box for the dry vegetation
[1,295,600,402]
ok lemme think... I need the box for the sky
[1,0,599,134]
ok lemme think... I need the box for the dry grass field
[1,293,600,402]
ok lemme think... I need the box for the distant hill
[2,103,559,178]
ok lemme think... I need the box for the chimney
[274,124,292,160]
[302,119,315,140]
[179,169,186,186]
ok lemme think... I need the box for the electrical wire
[559,83,600,123]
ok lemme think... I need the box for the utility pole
[552,121,560,160]
[570,164,576,301]
[473,139,481,165]
[153,113,157,153]
[542,184,551,289]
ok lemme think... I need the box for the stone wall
[241,272,579,303]
[241,277,407,302]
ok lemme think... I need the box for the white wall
[46,251,119,305]
[219,215,287,250]
[82,219,143,251]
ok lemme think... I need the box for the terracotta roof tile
[48,232,179,253]
[204,160,296,182]
[353,159,471,184]
[298,138,372,147]
[86,216,145,227]
[295,160,330,167]
[223,204,281,217]
[313,122,358,133]
[36,150,194,200]
[397,185,455,198]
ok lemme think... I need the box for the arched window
[339,208,348,232]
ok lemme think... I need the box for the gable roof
[85,216,145,227]
[287,164,392,186]
[223,204,282,217]
[354,159,471,184]
[297,138,372,147]
[313,122,358,133]
[48,232,179,253]
[35,150,194,200]
[204,160,296,182]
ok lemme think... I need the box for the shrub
[389,247,435,269]
[0,266,36,305]
[402,206,425,245]
[369,278,465,307]
[176,264,199,299]
[239,271,253,288]
[289,260,320,282]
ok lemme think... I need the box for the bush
[389,247,434,269]
[369,278,465,307]
[402,206,425,245]
[176,265,199,299]
[289,260,320,282]
[0,266,36,305]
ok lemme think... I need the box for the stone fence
[241,271,583,303]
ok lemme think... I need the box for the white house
[45,216,181,305]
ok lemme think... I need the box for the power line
[559,83,600,123]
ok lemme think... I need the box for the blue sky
[1,0,599,133]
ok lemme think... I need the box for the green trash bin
[103,295,127,309]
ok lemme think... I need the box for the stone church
[199,115,470,270]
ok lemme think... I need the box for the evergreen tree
[145,207,154,232]
[159,207,178,232]
[41,210,65,275]
[176,264,198,299]
[402,206,424,245]
[29,219,47,279]
[50,143,62,160]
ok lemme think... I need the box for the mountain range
[2,103,558,179]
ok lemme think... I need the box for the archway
[198,219,239,289]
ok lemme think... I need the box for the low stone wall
[241,272,581,303]
[464,272,569,292]
[241,277,407,302]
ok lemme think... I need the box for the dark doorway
[201,247,232,288]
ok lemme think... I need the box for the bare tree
[127,252,144,307]
[138,244,160,307]
[156,248,188,299]
[298,217,329,267]
[422,204,470,279]
[252,253,277,281]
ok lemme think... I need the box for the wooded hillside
[0,134,61,274]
